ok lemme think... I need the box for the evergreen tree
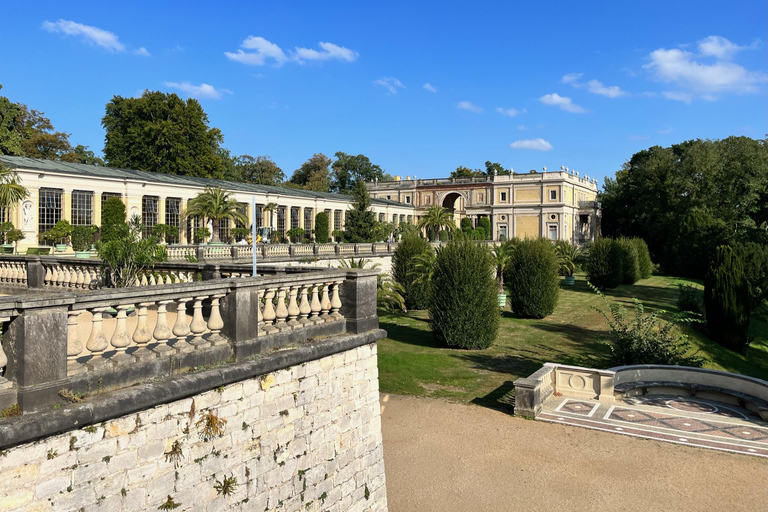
[704,245,752,352]
[101,197,127,243]
[314,212,329,243]
[343,181,376,242]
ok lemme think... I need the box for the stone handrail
[0,266,379,413]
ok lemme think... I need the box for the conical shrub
[704,245,752,352]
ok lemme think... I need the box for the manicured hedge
[585,238,624,289]
[314,212,329,243]
[504,238,560,318]
[478,217,491,239]
[101,197,127,243]
[616,237,640,285]
[392,234,432,310]
[429,239,499,349]
[633,238,654,279]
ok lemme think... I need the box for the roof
[0,155,406,207]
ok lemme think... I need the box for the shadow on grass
[471,380,516,414]
[378,316,441,349]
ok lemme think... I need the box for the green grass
[377,274,768,409]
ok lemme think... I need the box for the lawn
[377,274,768,410]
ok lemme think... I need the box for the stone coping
[0,329,386,450]
[610,364,768,386]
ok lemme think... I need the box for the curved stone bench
[611,365,768,420]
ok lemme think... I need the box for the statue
[22,201,34,231]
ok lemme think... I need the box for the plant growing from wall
[704,245,752,352]
[158,495,181,510]
[429,239,499,349]
[196,410,227,441]
[393,234,432,310]
[214,474,238,496]
[314,212,329,243]
[182,187,247,242]
[504,238,560,318]
[97,214,167,288]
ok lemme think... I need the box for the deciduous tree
[288,153,332,192]
[331,152,385,193]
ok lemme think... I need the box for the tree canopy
[102,90,227,178]
[182,187,247,242]
[331,151,386,193]
[343,180,377,242]
[600,136,768,278]
[288,153,332,192]
[227,155,285,186]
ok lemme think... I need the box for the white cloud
[423,83,437,93]
[539,93,586,113]
[627,135,650,141]
[133,47,151,57]
[42,19,128,52]
[562,73,627,98]
[644,36,766,101]
[495,107,526,117]
[225,36,358,66]
[457,101,482,113]
[374,77,405,94]
[164,82,231,100]
[509,138,553,151]
[294,42,358,63]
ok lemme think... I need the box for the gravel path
[380,394,767,512]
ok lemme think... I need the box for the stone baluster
[275,287,289,330]
[20,263,26,284]
[109,305,135,365]
[309,284,322,324]
[172,297,193,353]
[82,268,92,289]
[140,273,149,286]
[287,286,300,327]
[256,289,265,335]
[207,294,225,344]
[0,262,7,282]
[74,267,84,288]
[7,263,15,283]
[85,307,110,368]
[298,284,311,325]
[319,283,332,321]
[133,276,141,287]
[60,265,70,287]
[66,310,84,374]
[262,288,277,333]
[330,280,343,320]
[164,273,173,285]
[51,265,60,287]
[130,302,155,360]
[149,273,157,286]
[189,296,209,347]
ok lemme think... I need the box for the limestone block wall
[0,343,386,512]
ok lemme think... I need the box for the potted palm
[555,242,581,285]
[493,241,515,307]
[182,187,248,245]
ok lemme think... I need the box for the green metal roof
[0,155,406,207]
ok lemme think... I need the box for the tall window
[101,192,121,210]
[400,214,405,225]
[392,214,397,224]
[290,207,300,230]
[379,213,385,222]
[277,207,286,239]
[0,207,6,223]
[236,203,248,229]
[334,210,342,232]
[187,216,201,244]
[39,188,62,235]
[142,196,159,238]
[325,209,332,231]
[254,204,263,228]
[219,219,231,242]
[165,198,181,244]
[548,224,558,240]
[71,190,93,226]
[407,215,412,224]
[303,208,313,240]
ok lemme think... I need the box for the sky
[1,1,766,185]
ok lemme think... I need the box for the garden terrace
[0,264,381,421]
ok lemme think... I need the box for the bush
[314,212,329,243]
[97,216,167,288]
[592,285,705,367]
[677,284,704,317]
[504,238,560,318]
[286,227,304,243]
[101,197,127,243]
[733,242,768,310]
[478,218,491,240]
[460,217,472,231]
[152,223,179,243]
[633,238,653,279]
[585,238,623,289]
[704,245,752,352]
[429,239,499,349]
[438,229,449,242]
[392,234,432,310]
[554,241,582,277]
[71,226,92,252]
[616,237,640,285]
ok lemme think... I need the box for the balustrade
[317,244,335,255]
[337,244,355,255]
[255,277,345,333]
[292,245,314,256]
[0,261,26,286]
[203,245,230,260]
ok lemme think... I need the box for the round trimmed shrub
[633,238,653,279]
[504,238,560,318]
[616,237,640,284]
[704,245,751,352]
[392,234,432,310]
[585,238,623,289]
[314,212,329,243]
[429,239,499,349]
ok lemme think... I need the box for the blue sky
[1,1,766,184]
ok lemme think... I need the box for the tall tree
[418,205,456,241]
[102,90,227,178]
[331,152,385,193]
[182,187,247,242]
[60,145,105,166]
[450,166,484,178]
[228,155,285,186]
[343,180,377,242]
[288,153,332,192]
[484,161,510,176]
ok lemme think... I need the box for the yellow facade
[516,215,539,239]
[514,188,540,202]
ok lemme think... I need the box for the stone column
[339,269,379,334]
[221,283,260,361]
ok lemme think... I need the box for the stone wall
[0,343,386,512]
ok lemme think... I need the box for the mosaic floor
[538,395,768,458]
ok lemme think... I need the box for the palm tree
[0,164,29,223]
[263,202,278,230]
[417,205,456,241]
[182,187,248,242]
[493,240,517,293]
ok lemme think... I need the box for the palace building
[366,169,601,243]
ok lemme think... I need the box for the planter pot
[209,242,225,246]
[75,251,91,259]
[564,275,575,286]
[55,244,68,252]
[1,244,14,254]
[497,293,507,308]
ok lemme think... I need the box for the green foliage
[0,222,23,245]
[195,226,211,244]
[477,217,491,240]
[343,180,377,242]
[152,224,178,243]
[460,217,472,231]
[158,495,181,510]
[0,164,29,213]
[554,241,582,277]
[331,152,385,193]
[704,245,752,352]
[429,239,499,349]
[492,240,516,292]
[183,187,247,242]
[591,284,705,367]
[372,221,395,243]
[601,136,768,278]
[733,242,768,310]
[677,284,704,316]
[225,154,284,185]
[585,238,623,289]
[288,153,332,192]
[41,219,74,245]
[214,474,238,496]
[418,205,455,241]
[450,166,484,178]
[392,234,432,310]
[102,90,227,178]
[616,237,641,285]
[286,227,304,242]
[97,216,167,288]
[196,410,227,442]
[101,197,127,243]
[437,229,449,242]
[71,225,92,252]
[633,238,653,279]
[314,212,329,243]
[504,238,560,318]
[377,273,407,313]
